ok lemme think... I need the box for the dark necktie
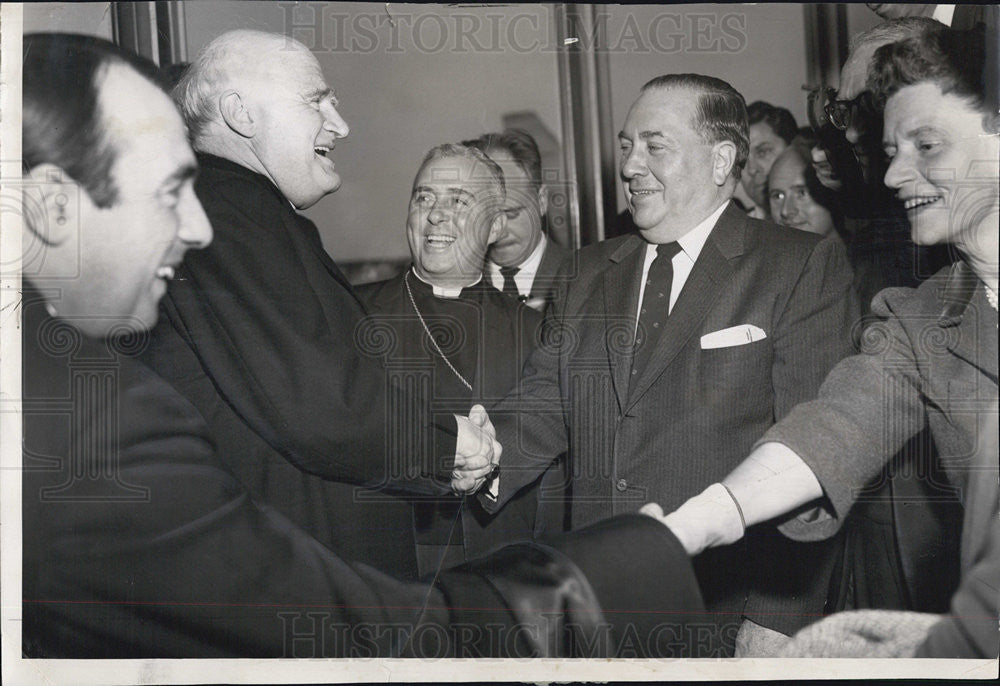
[631,242,682,388]
[500,266,521,299]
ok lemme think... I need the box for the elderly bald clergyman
[143,30,498,580]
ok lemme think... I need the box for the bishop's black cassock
[358,270,568,575]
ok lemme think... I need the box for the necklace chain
[404,270,474,392]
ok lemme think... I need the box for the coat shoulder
[871,263,961,320]
[576,233,642,266]
[355,273,405,312]
[745,216,824,257]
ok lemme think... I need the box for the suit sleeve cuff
[540,514,710,654]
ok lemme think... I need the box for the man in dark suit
[462,74,859,655]
[357,143,563,575]
[465,130,570,311]
[142,30,498,580]
[18,32,708,662]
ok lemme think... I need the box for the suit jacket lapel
[941,264,999,384]
[625,203,746,410]
[528,240,568,301]
[603,234,646,413]
[479,292,509,397]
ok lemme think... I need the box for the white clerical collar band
[411,268,481,298]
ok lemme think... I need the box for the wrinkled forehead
[246,41,327,90]
[490,153,532,187]
[624,86,699,133]
[749,121,781,143]
[883,81,994,142]
[414,156,503,198]
[769,148,808,185]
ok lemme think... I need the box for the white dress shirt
[487,235,548,297]
[634,201,730,335]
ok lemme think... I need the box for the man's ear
[537,184,549,218]
[219,90,255,138]
[488,211,506,245]
[23,163,86,247]
[711,140,737,186]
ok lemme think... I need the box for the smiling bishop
[356,144,565,575]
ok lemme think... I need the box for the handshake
[450,404,502,495]
[447,405,741,555]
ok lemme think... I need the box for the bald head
[839,17,944,99]
[175,30,312,145]
[176,29,349,209]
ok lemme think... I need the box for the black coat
[21,287,709,658]
[358,272,567,572]
[143,154,460,577]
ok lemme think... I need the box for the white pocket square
[700,324,767,349]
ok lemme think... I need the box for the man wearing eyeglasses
[809,15,951,309]
[812,17,943,192]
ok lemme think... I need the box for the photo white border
[0,2,996,683]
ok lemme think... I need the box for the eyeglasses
[824,91,876,131]
[804,85,836,132]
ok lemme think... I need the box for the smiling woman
[875,28,999,261]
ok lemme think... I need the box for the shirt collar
[666,200,730,262]
[488,234,547,277]
[410,267,481,299]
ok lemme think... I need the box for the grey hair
[173,30,304,144]
[849,16,944,54]
[418,143,506,200]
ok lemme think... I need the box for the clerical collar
[410,267,481,298]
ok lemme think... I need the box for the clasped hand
[451,404,501,495]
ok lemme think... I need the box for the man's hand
[451,404,501,495]
[811,145,842,191]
